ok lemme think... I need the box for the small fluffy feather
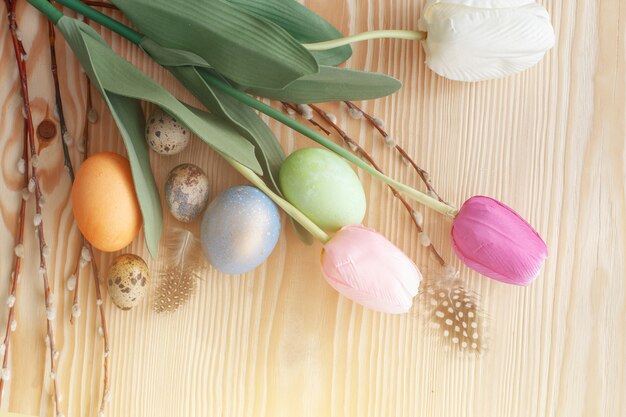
[153,228,207,313]
[416,272,488,355]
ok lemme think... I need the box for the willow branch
[47,12,111,411]
[89,241,110,414]
[0,119,29,406]
[344,101,448,204]
[81,0,117,9]
[299,103,447,266]
[281,102,331,135]
[4,1,63,413]
[47,17,74,180]
[83,79,111,415]
[67,78,88,326]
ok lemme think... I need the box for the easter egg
[106,254,150,310]
[279,148,366,231]
[71,152,142,252]
[145,107,190,155]
[200,186,281,275]
[164,164,210,222]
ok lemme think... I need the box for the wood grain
[0,0,624,416]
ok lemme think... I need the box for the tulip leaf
[184,70,316,245]
[57,17,262,256]
[175,68,287,188]
[140,38,283,192]
[140,38,314,245]
[226,0,352,66]
[110,0,319,89]
[244,66,402,103]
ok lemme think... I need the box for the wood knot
[37,120,57,142]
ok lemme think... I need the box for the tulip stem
[303,30,426,51]
[223,156,331,244]
[52,0,145,44]
[27,0,63,22]
[202,75,459,218]
[29,0,459,218]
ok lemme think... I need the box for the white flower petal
[419,1,555,81]
[422,0,534,12]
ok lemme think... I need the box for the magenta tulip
[451,196,547,285]
[321,225,422,314]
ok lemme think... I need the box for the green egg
[279,148,366,231]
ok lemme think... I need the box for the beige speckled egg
[164,164,210,222]
[145,108,190,155]
[106,254,150,310]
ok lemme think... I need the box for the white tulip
[418,0,555,81]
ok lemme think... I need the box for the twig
[90,242,110,415]
[48,0,83,326]
[67,78,90,326]
[4,1,63,414]
[68,255,81,324]
[281,102,331,135]
[344,101,448,204]
[47,11,111,412]
[47,17,74,181]
[83,82,111,416]
[0,120,29,405]
[81,0,117,9]
[297,103,447,267]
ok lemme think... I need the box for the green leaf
[226,0,352,66]
[140,38,282,191]
[245,66,402,103]
[57,17,262,256]
[111,0,319,89]
[140,38,314,245]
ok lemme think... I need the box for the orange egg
[71,152,142,252]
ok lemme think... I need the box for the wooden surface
[1,1,624,416]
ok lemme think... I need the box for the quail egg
[164,163,210,223]
[145,107,190,155]
[106,254,150,310]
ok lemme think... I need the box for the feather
[415,270,488,355]
[153,227,208,313]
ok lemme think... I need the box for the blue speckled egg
[200,186,281,275]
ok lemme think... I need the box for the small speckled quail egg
[106,254,150,310]
[164,163,210,222]
[145,108,190,155]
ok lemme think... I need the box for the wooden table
[0,1,624,416]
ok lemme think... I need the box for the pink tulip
[451,196,547,285]
[321,225,422,314]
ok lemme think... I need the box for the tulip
[451,196,547,285]
[418,0,556,81]
[302,0,554,81]
[321,225,422,314]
